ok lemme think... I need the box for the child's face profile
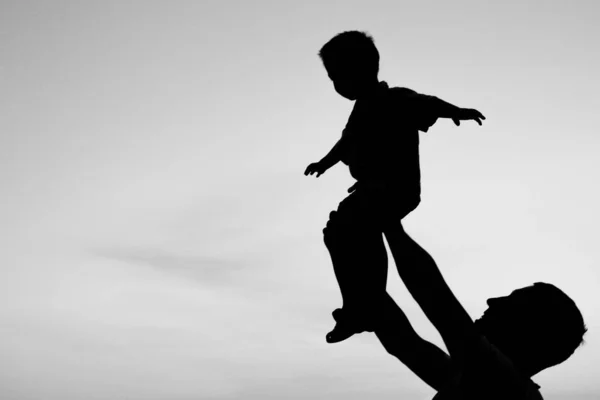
[326,64,361,100]
[333,78,358,100]
[329,73,358,100]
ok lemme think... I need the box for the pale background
[1,1,599,399]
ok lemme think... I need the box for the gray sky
[1,1,599,399]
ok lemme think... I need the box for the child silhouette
[305,30,485,343]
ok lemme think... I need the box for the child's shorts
[324,182,420,235]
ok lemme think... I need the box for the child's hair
[530,282,587,368]
[318,30,380,77]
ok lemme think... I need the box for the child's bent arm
[319,137,346,170]
[305,136,348,177]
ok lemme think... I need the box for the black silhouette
[372,237,587,398]
[304,31,587,399]
[305,30,484,342]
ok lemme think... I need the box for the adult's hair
[318,30,380,77]
[529,282,587,369]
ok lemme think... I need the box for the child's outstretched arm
[426,96,486,126]
[399,89,485,131]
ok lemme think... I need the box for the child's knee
[323,217,340,248]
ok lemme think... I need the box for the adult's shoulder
[463,334,544,400]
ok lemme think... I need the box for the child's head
[319,31,380,100]
[475,282,587,376]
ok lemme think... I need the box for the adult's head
[474,282,587,377]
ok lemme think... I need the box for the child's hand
[452,108,486,126]
[304,161,328,177]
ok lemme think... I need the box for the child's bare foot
[326,321,357,343]
[326,308,373,343]
[326,309,357,343]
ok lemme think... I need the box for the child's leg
[324,212,388,316]
[323,218,355,311]
[344,220,388,323]
[323,191,389,340]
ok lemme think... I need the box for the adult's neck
[502,347,544,378]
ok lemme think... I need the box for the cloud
[92,247,245,287]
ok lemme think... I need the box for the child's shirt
[339,81,439,200]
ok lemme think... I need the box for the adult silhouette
[305,29,586,399]
[361,223,587,399]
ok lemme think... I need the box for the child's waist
[353,179,421,198]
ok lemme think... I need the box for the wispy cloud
[93,247,245,287]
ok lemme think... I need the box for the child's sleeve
[393,88,439,132]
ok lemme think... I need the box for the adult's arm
[375,293,457,391]
[384,224,478,367]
